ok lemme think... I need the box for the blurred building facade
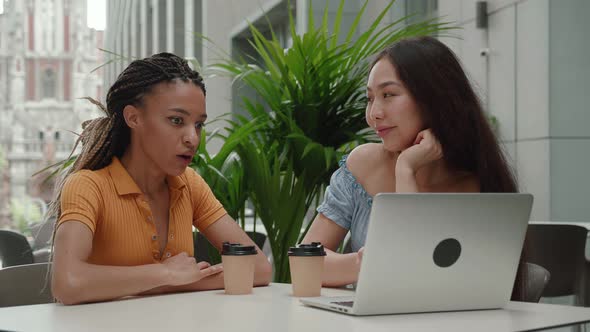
[104,0,590,222]
[0,0,104,227]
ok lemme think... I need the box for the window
[41,68,56,99]
[158,0,166,53]
[147,4,153,54]
[405,0,438,25]
[230,1,292,120]
[193,0,203,64]
[173,0,184,57]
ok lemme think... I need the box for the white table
[0,283,589,332]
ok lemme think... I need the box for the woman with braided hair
[50,53,272,305]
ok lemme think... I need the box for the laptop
[300,193,534,316]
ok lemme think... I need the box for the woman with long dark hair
[303,36,526,300]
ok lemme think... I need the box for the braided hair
[46,52,206,225]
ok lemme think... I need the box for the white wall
[548,0,590,221]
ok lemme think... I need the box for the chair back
[525,224,587,298]
[246,231,267,250]
[523,262,551,302]
[0,230,34,268]
[0,263,53,307]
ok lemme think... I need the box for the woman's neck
[415,159,455,189]
[382,147,458,189]
[119,148,168,197]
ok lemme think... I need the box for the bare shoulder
[346,143,384,180]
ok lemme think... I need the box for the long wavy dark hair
[372,36,527,301]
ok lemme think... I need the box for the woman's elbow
[255,259,273,286]
[51,271,86,305]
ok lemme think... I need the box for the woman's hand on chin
[396,129,443,174]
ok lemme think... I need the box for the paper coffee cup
[221,242,257,295]
[288,242,326,297]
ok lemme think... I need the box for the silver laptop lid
[353,193,533,315]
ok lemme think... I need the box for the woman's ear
[123,105,141,129]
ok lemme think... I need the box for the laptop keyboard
[332,301,354,307]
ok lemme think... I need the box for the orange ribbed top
[57,157,227,266]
